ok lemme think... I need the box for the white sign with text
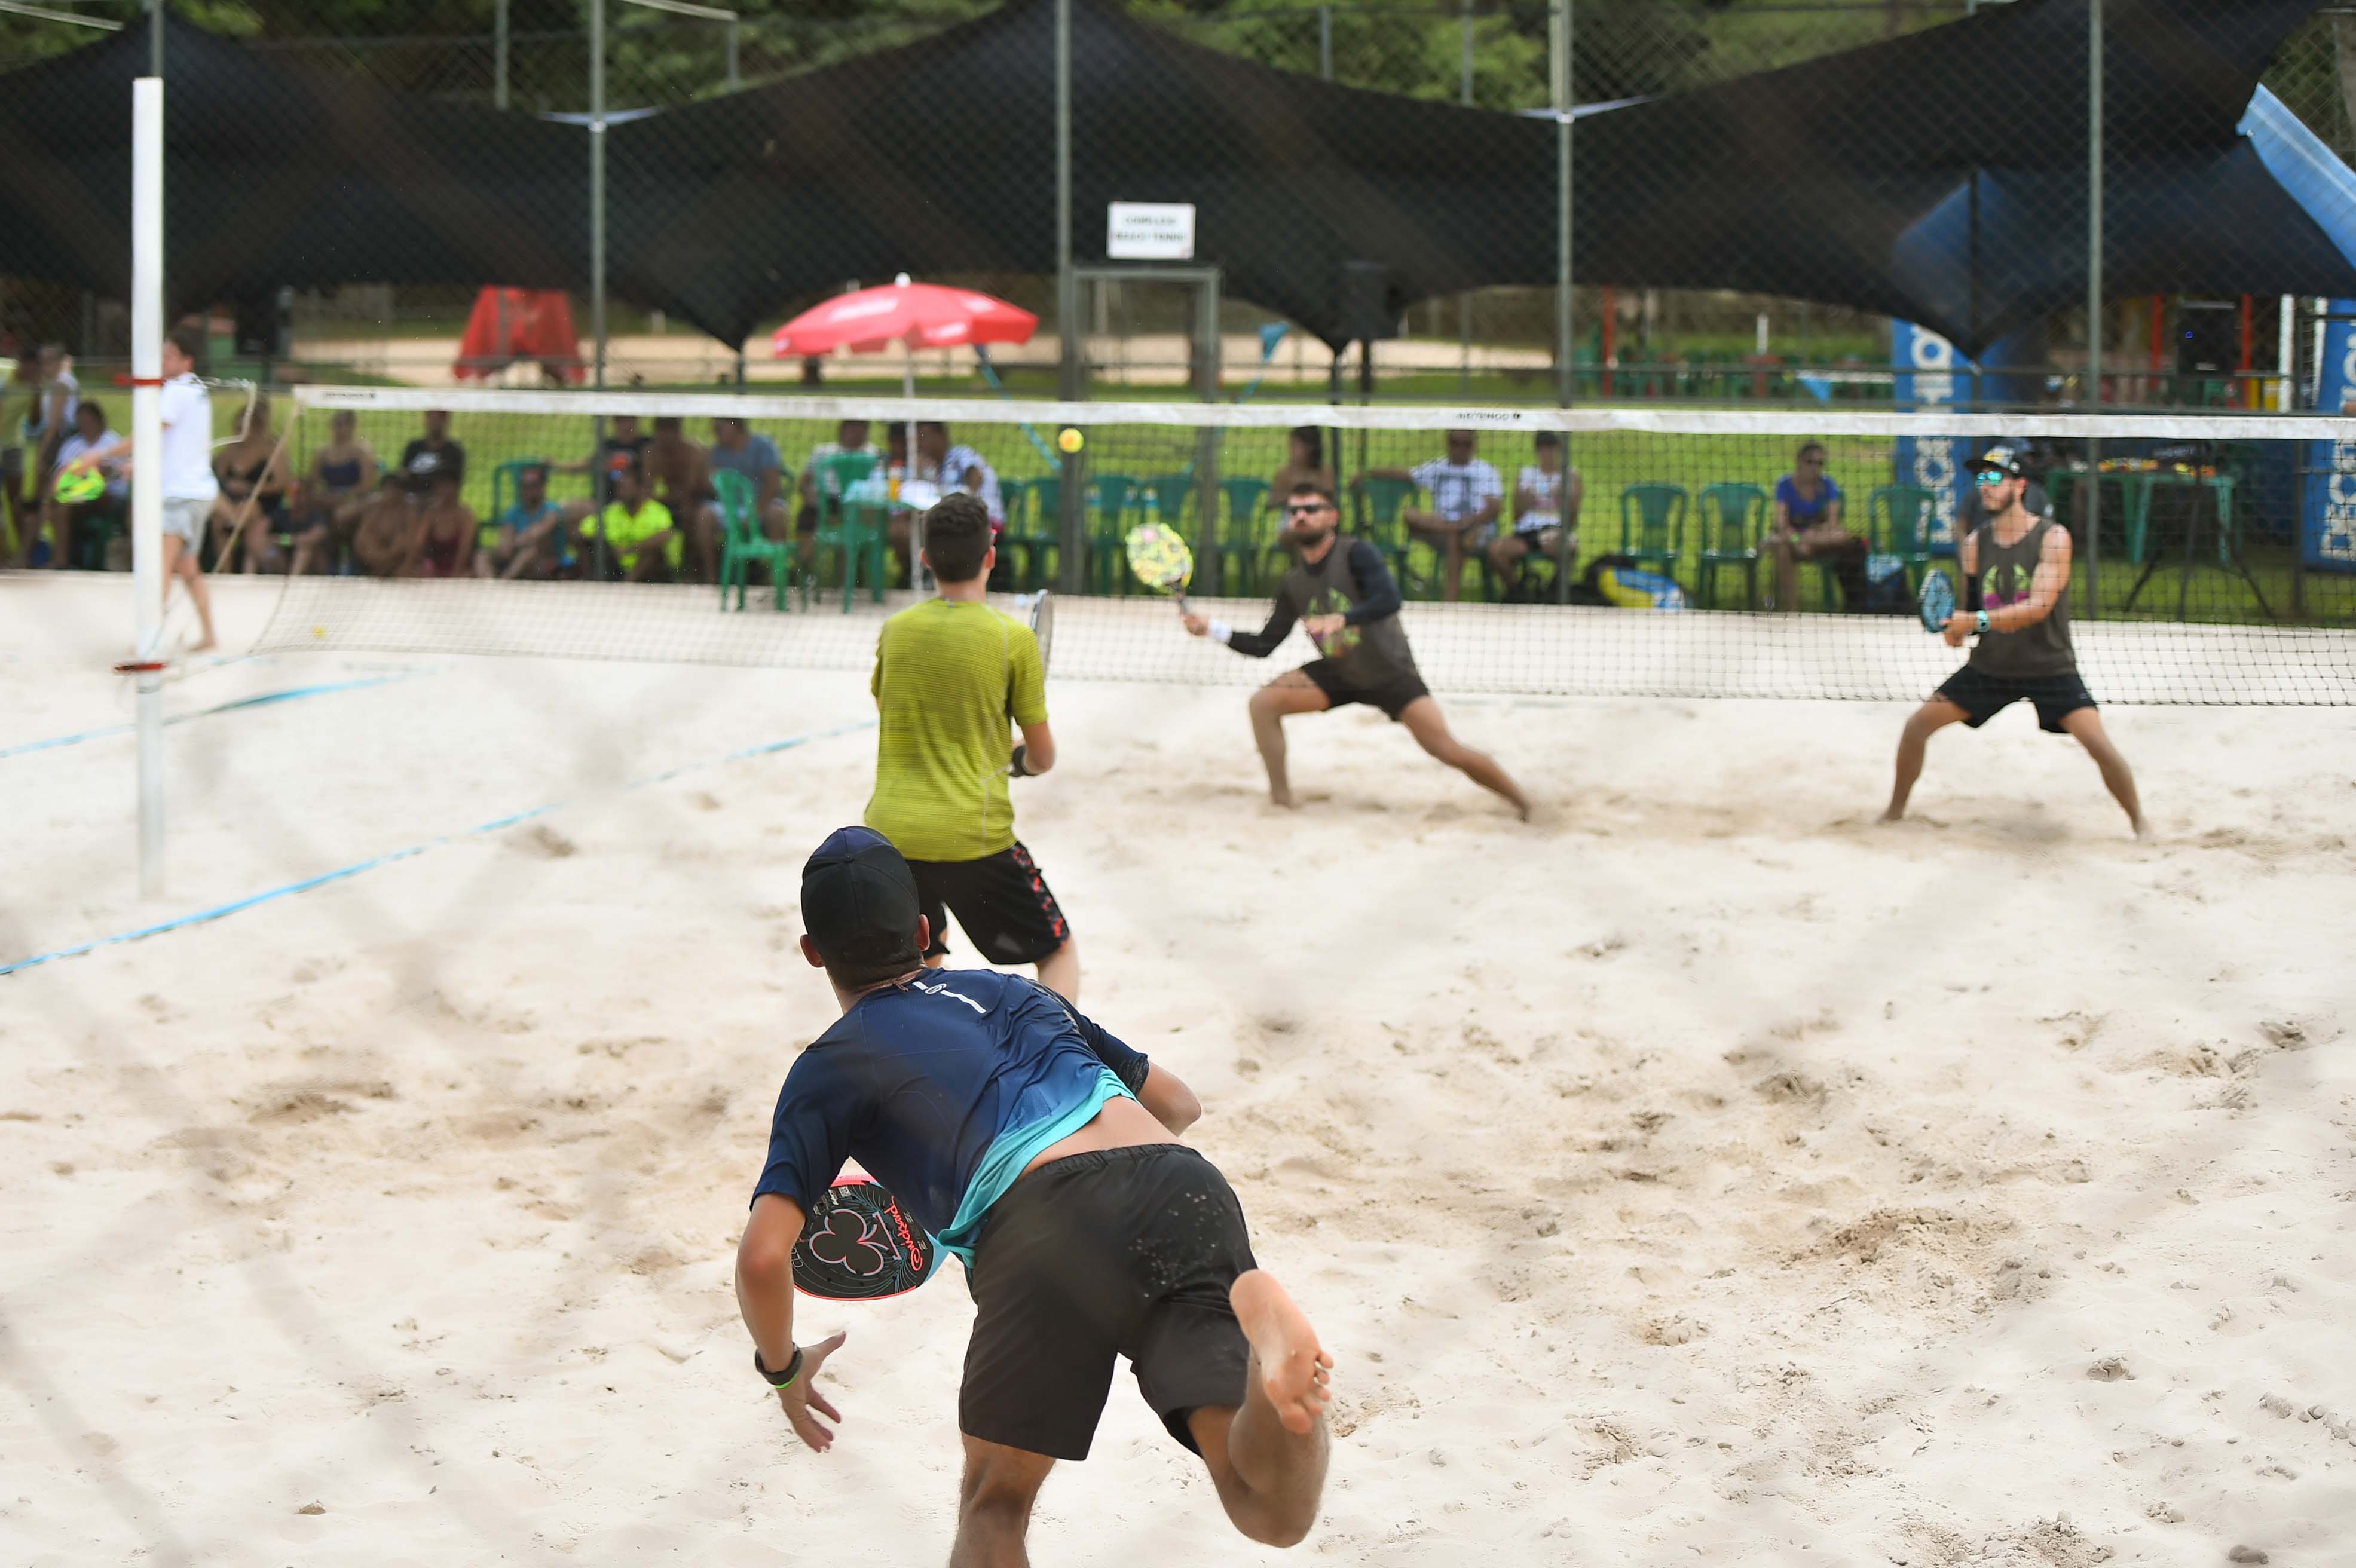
[1106,203,1197,261]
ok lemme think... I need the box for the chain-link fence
[4,2,2353,403]
[7,20,2356,1560]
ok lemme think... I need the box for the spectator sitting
[301,408,378,572]
[914,420,1003,526]
[42,399,127,569]
[1485,431,1583,598]
[351,471,420,578]
[399,408,468,496]
[1766,440,1868,611]
[210,390,294,574]
[1267,425,1336,549]
[481,462,570,580]
[647,415,712,580]
[556,412,648,531]
[796,417,880,534]
[412,467,478,578]
[1369,428,1502,603]
[705,415,792,551]
[595,461,681,583]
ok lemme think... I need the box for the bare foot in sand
[2131,818,2155,843]
[1267,787,1296,810]
[1231,1270,1332,1435]
[1877,808,1904,825]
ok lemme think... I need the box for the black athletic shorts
[907,843,1069,967]
[960,1144,1256,1461]
[1301,659,1431,722]
[1935,665,2097,734]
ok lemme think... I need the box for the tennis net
[252,385,2356,705]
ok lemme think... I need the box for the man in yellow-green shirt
[598,462,683,582]
[865,492,1077,1000]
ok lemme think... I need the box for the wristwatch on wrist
[755,1346,804,1389]
[1975,609,1991,635]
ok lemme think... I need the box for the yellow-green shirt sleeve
[1008,624,1047,727]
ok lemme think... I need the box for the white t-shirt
[1410,455,1503,523]
[1515,464,1571,532]
[929,443,1003,523]
[157,373,218,501]
[56,428,128,500]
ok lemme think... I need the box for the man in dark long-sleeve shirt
[1185,480,1530,817]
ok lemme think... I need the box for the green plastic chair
[1618,483,1688,581]
[1350,475,1419,592]
[1217,477,1271,594]
[1695,482,1766,608]
[1091,473,1145,593]
[1002,475,1060,592]
[1869,485,1939,592]
[715,468,794,611]
[810,451,883,610]
[1142,473,1195,526]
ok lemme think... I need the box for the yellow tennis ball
[311,626,325,639]
[1057,427,1084,455]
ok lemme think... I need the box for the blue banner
[2305,298,2356,572]
[1890,321,1969,554]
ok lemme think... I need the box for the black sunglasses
[1284,501,1332,516]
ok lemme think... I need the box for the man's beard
[1293,524,1332,550]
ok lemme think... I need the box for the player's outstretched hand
[1303,612,1347,640]
[775,1330,848,1453]
[1942,611,1974,649]
[1182,612,1209,637]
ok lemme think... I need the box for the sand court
[2,571,2352,1564]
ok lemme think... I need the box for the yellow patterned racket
[1124,523,1195,615]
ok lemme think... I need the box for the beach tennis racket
[1028,589,1054,673]
[1917,568,1957,633]
[791,1177,944,1303]
[1125,523,1195,615]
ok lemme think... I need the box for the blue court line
[0,672,431,760]
[0,717,876,979]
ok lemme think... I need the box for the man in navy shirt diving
[735,827,1335,1563]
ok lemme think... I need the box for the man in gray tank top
[1881,446,2147,838]
[1183,480,1529,818]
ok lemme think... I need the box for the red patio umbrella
[772,275,1038,585]
[769,274,1038,362]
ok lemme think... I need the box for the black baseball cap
[1973,445,2026,479]
[800,826,923,982]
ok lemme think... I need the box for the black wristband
[754,1346,804,1389]
[1009,743,1030,778]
